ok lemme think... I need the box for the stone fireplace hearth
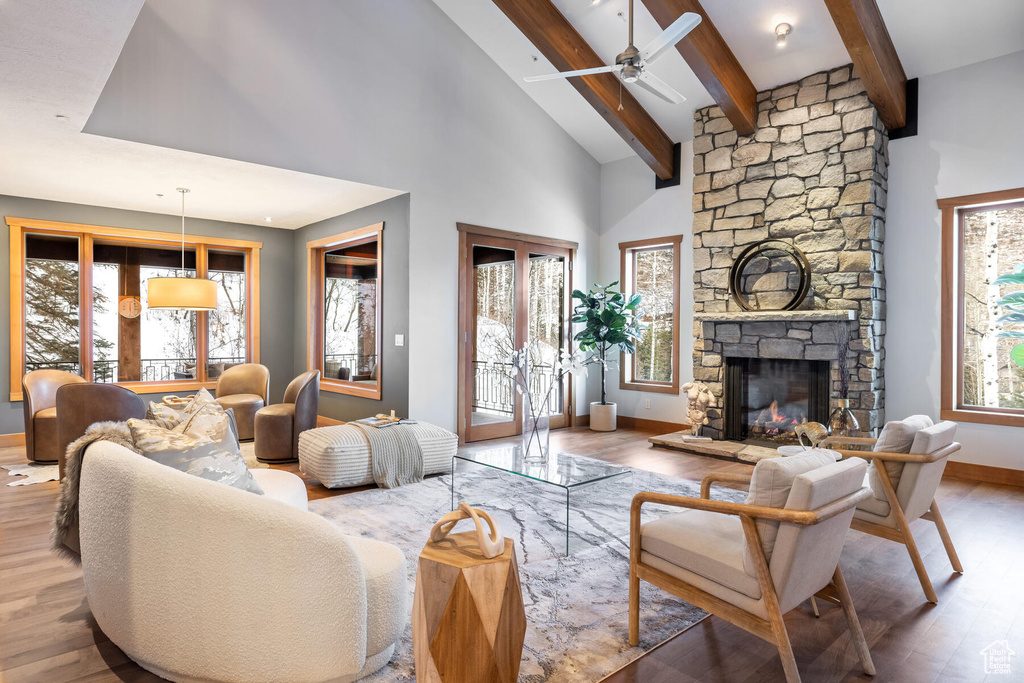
[689,64,888,442]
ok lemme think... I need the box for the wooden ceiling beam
[492,0,677,180]
[640,0,757,135]
[823,0,907,130]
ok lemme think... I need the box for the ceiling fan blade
[640,12,701,65]
[524,64,620,82]
[635,70,687,104]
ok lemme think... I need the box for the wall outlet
[644,399,651,409]
[395,334,405,347]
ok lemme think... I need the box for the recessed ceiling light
[776,23,791,48]
[156,193,164,197]
[265,217,273,222]
[54,114,68,122]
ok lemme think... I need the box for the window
[619,236,682,394]
[307,222,383,400]
[939,187,1024,427]
[8,217,261,401]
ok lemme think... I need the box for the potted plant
[571,282,645,432]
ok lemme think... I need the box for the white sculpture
[429,502,505,559]
[681,382,714,434]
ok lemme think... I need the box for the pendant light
[147,188,217,311]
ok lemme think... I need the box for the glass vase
[522,387,550,463]
[827,399,860,438]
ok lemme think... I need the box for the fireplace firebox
[723,357,830,444]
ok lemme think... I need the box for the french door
[457,225,574,442]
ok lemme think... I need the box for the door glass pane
[961,203,1024,408]
[528,253,565,417]
[472,245,516,427]
[323,238,378,386]
[24,235,81,375]
[140,250,198,381]
[207,250,247,378]
[633,246,675,383]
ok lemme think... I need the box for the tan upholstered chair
[22,369,86,464]
[254,371,320,463]
[56,383,146,479]
[630,454,874,683]
[215,363,270,441]
[823,417,963,603]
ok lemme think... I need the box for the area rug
[238,442,269,469]
[1,462,59,485]
[310,456,745,682]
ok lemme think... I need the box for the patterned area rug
[310,456,745,683]
[1,462,59,485]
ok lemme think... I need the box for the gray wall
[293,194,410,422]
[0,194,296,434]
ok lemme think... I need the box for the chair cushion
[251,469,307,511]
[855,469,892,517]
[910,420,957,455]
[258,403,297,418]
[641,509,762,599]
[868,415,933,500]
[743,451,835,574]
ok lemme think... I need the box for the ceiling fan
[524,0,700,104]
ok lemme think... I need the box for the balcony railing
[27,356,245,383]
[324,353,377,380]
[471,361,558,416]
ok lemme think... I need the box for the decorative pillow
[128,409,263,495]
[184,387,219,414]
[743,451,836,574]
[867,414,934,500]
[146,401,188,429]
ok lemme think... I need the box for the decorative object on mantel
[681,381,714,436]
[571,282,645,432]
[429,502,506,559]
[827,322,860,437]
[412,527,525,683]
[728,239,812,312]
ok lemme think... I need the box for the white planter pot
[589,402,617,432]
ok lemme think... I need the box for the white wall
[595,144,694,424]
[886,49,1024,470]
[84,0,601,431]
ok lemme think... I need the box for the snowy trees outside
[962,204,1024,408]
[632,247,674,383]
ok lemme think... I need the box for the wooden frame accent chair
[630,454,875,683]
[823,417,963,603]
[22,369,86,464]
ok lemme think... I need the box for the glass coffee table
[451,446,631,555]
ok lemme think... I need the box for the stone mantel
[695,310,857,324]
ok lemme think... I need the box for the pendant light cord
[180,189,185,274]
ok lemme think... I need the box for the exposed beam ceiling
[824,0,907,130]
[640,0,757,135]
[491,0,676,180]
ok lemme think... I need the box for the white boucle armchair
[78,441,408,683]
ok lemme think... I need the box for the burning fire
[753,400,807,440]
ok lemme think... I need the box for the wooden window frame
[938,187,1024,428]
[306,222,384,400]
[7,217,262,402]
[618,235,682,395]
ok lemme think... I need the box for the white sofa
[78,441,408,683]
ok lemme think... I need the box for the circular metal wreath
[729,239,812,312]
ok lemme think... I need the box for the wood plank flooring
[1,426,1021,682]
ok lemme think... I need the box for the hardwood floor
[1,426,1021,682]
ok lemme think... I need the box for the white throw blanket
[351,422,425,488]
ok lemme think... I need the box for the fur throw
[51,421,140,564]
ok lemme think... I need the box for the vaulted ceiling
[432,0,1024,165]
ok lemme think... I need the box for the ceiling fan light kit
[524,0,700,105]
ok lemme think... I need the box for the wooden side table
[412,531,526,683]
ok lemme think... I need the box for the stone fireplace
[690,65,888,441]
[723,355,830,444]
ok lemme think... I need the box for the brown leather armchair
[56,383,146,479]
[22,369,86,464]
[214,363,270,441]
[254,371,320,463]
